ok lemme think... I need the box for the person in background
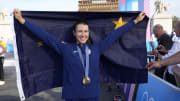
[151,24,173,58]
[146,51,180,87]
[0,37,7,85]
[155,21,180,86]
[149,24,173,78]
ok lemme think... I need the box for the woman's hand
[134,12,146,24]
[13,8,25,24]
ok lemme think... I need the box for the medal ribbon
[77,45,89,77]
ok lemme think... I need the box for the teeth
[80,37,86,40]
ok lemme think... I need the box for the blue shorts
[65,97,99,101]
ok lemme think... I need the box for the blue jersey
[24,20,135,99]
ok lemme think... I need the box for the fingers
[133,11,146,24]
[158,45,167,53]
[148,65,154,71]
[141,11,146,16]
[13,8,22,19]
[139,11,146,20]
[146,62,156,71]
[159,44,162,47]
[13,8,21,17]
[158,44,164,49]
[145,62,153,69]
[135,11,146,24]
[13,8,20,15]
[13,8,17,14]
[14,8,20,12]
[139,11,146,17]
[146,60,162,71]
[13,8,25,24]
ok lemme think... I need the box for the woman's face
[73,24,89,44]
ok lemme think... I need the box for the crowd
[146,21,180,87]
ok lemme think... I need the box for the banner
[136,73,180,101]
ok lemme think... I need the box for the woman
[14,9,145,101]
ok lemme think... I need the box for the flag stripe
[11,16,26,101]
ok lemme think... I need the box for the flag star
[112,17,127,30]
[37,41,43,47]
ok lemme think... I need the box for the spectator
[0,37,7,85]
[160,21,180,85]
[150,24,173,78]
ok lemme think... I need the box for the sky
[150,0,180,17]
[0,0,179,18]
[0,0,79,11]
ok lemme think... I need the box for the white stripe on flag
[11,15,26,101]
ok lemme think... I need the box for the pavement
[0,52,124,101]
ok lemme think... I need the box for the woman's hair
[73,19,89,31]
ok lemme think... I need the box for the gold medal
[82,77,91,86]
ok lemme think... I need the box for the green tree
[172,16,179,30]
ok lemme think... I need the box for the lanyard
[77,45,89,77]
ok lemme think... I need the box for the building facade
[0,8,14,52]
[79,0,119,11]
